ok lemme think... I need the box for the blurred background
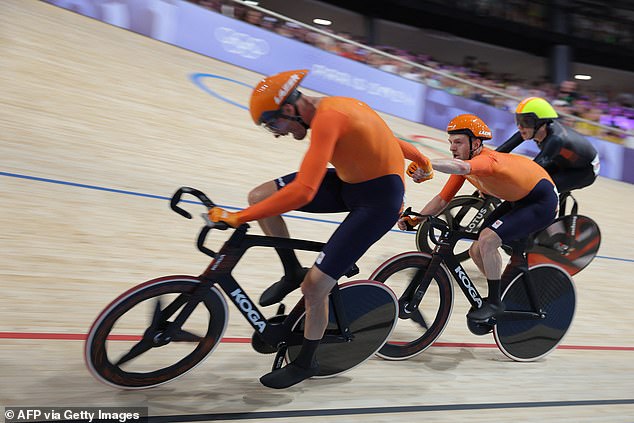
[191,0,634,144]
[46,0,634,183]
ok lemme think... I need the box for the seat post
[329,285,352,342]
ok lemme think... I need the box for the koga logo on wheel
[454,266,482,307]
[230,288,266,333]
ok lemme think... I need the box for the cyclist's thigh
[276,168,348,213]
[481,200,512,229]
[484,179,558,244]
[316,175,404,279]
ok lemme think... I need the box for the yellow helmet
[249,69,308,125]
[515,97,558,118]
[515,97,558,128]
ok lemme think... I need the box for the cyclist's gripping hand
[397,206,423,231]
[397,215,420,231]
[209,207,242,228]
[407,162,434,183]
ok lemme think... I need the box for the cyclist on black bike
[400,114,558,322]
[208,69,433,388]
[497,97,600,195]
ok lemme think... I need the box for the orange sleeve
[237,110,346,224]
[466,154,494,176]
[438,174,466,202]
[397,138,431,169]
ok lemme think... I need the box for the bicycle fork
[402,253,444,317]
[114,287,208,367]
[151,286,208,345]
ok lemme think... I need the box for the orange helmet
[249,69,308,125]
[446,114,492,140]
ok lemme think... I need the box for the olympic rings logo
[214,27,269,59]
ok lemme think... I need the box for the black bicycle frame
[166,187,357,350]
[432,225,485,310]
[200,226,343,342]
[407,217,545,320]
[559,192,580,246]
[454,192,500,234]
[462,205,489,234]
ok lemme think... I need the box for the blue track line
[3,171,633,263]
[0,171,352,226]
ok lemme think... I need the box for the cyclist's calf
[475,228,503,280]
[301,267,337,339]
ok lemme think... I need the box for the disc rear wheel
[528,215,600,275]
[288,281,398,377]
[495,265,575,361]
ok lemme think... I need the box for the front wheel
[369,252,453,360]
[85,276,229,389]
[495,264,575,361]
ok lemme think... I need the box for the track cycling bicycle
[85,187,398,389]
[416,191,600,275]
[370,210,576,362]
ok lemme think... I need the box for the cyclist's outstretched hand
[407,162,434,183]
[209,207,242,228]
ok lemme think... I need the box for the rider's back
[313,97,405,184]
[497,121,598,172]
[535,121,597,171]
[440,148,554,202]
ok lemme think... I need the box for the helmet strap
[278,108,310,129]
[292,103,310,129]
[531,120,549,141]
[468,137,482,159]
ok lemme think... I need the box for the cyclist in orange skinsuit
[401,114,558,323]
[209,70,433,389]
[236,95,426,222]
[437,146,555,203]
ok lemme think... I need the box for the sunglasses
[263,117,292,135]
[260,110,294,135]
[514,113,539,128]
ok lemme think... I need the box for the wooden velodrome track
[2,1,633,421]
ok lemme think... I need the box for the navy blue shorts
[551,165,597,194]
[481,178,558,244]
[276,169,404,279]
